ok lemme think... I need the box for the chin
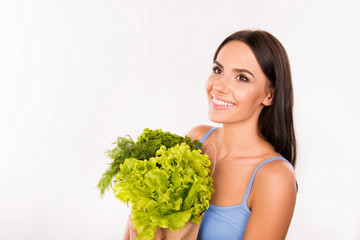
[208,112,227,124]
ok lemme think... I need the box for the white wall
[1,0,359,239]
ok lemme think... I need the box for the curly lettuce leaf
[98,128,202,196]
[113,143,214,240]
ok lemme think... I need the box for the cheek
[233,87,260,105]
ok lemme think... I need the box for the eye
[236,74,249,82]
[212,66,222,74]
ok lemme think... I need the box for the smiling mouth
[211,97,235,107]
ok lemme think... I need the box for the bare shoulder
[256,159,296,184]
[254,159,297,197]
[185,125,214,142]
[243,159,297,239]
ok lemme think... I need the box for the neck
[219,121,272,158]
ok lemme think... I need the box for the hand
[124,213,163,240]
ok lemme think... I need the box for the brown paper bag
[128,213,203,240]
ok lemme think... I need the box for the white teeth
[212,98,234,106]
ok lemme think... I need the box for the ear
[262,88,274,106]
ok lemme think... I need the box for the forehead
[216,41,262,75]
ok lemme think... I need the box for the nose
[212,74,230,94]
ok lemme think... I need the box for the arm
[123,215,131,240]
[243,161,297,240]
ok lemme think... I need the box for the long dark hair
[213,30,297,168]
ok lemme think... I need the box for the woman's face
[206,40,273,124]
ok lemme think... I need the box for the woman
[124,29,298,240]
[187,30,298,240]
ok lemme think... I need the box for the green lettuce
[97,128,201,196]
[113,143,214,240]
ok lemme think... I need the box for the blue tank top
[196,126,294,240]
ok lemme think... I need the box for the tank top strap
[242,156,288,204]
[196,126,219,149]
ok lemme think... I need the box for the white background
[1,0,360,239]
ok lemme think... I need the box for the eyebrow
[214,60,254,78]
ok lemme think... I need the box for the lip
[210,94,236,110]
[211,94,236,105]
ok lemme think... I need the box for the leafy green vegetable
[113,143,214,240]
[97,128,201,196]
